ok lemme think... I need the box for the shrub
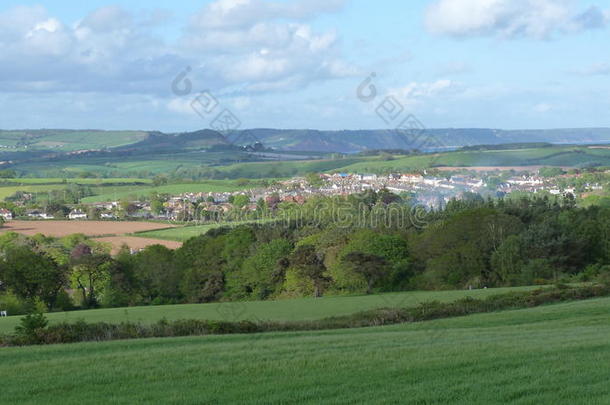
[14,312,49,345]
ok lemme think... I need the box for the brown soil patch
[0,220,175,237]
[93,236,182,254]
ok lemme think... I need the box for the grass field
[0,130,149,151]
[135,219,277,241]
[0,286,538,334]
[1,296,608,404]
[81,180,268,203]
[0,178,152,201]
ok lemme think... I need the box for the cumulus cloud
[190,0,346,29]
[181,0,356,92]
[425,0,609,39]
[0,1,355,98]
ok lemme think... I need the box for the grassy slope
[0,286,538,334]
[11,145,610,179]
[1,178,152,185]
[0,130,148,151]
[1,297,609,404]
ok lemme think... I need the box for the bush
[14,312,49,345]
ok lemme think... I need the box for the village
[0,169,604,223]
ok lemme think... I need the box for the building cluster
[0,170,605,221]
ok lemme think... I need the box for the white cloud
[191,0,346,29]
[426,0,608,39]
[391,79,458,101]
[533,102,553,113]
[0,2,355,98]
[573,62,610,75]
[181,0,356,92]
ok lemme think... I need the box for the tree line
[1,191,610,313]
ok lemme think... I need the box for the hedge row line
[3,283,608,346]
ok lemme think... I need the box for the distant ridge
[2,127,610,154]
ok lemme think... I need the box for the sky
[1,0,610,132]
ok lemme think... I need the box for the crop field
[0,285,538,334]
[0,220,177,253]
[135,219,278,241]
[0,220,174,237]
[1,296,608,404]
[92,236,182,254]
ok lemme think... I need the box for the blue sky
[1,0,610,131]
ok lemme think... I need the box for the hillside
[3,128,610,156]
[1,297,608,404]
[244,128,610,152]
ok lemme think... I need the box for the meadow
[0,178,151,200]
[0,130,149,152]
[8,144,610,180]
[1,296,608,404]
[134,219,277,241]
[80,180,263,203]
[0,286,538,334]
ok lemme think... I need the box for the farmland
[80,180,265,203]
[0,220,174,237]
[1,297,608,404]
[0,130,149,152]
[0,220,179,252]
[0,285,538,334]
[5,144,610,180]
[135,219,278,241]
[92,236,182,254]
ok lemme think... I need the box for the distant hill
[241,128,610,153]
[116,130,229,152]
[3,127,610,155]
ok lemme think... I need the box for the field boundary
[3,283,607,346]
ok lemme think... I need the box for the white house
[68,209,87,220]
[0,208,12,220]
[27,210,54,219]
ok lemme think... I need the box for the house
[69,209,87,220]
[0,208,12,220]
[26,210,54,219]
[100,212,116,219]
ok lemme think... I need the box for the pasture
[0,296,608,404]
[80,180,262,203]
[0,285,538,334]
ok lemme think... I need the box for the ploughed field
[0,220,180,252]
[1,296,608,404]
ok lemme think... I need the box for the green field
[1,178,152,185]
[0,178,152,201]
[135,219,277,241]
[81,180,267,203]
[9,144,610,180]
[0,286,538,334]
[1,296,608,404]
[0,130,148,152]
